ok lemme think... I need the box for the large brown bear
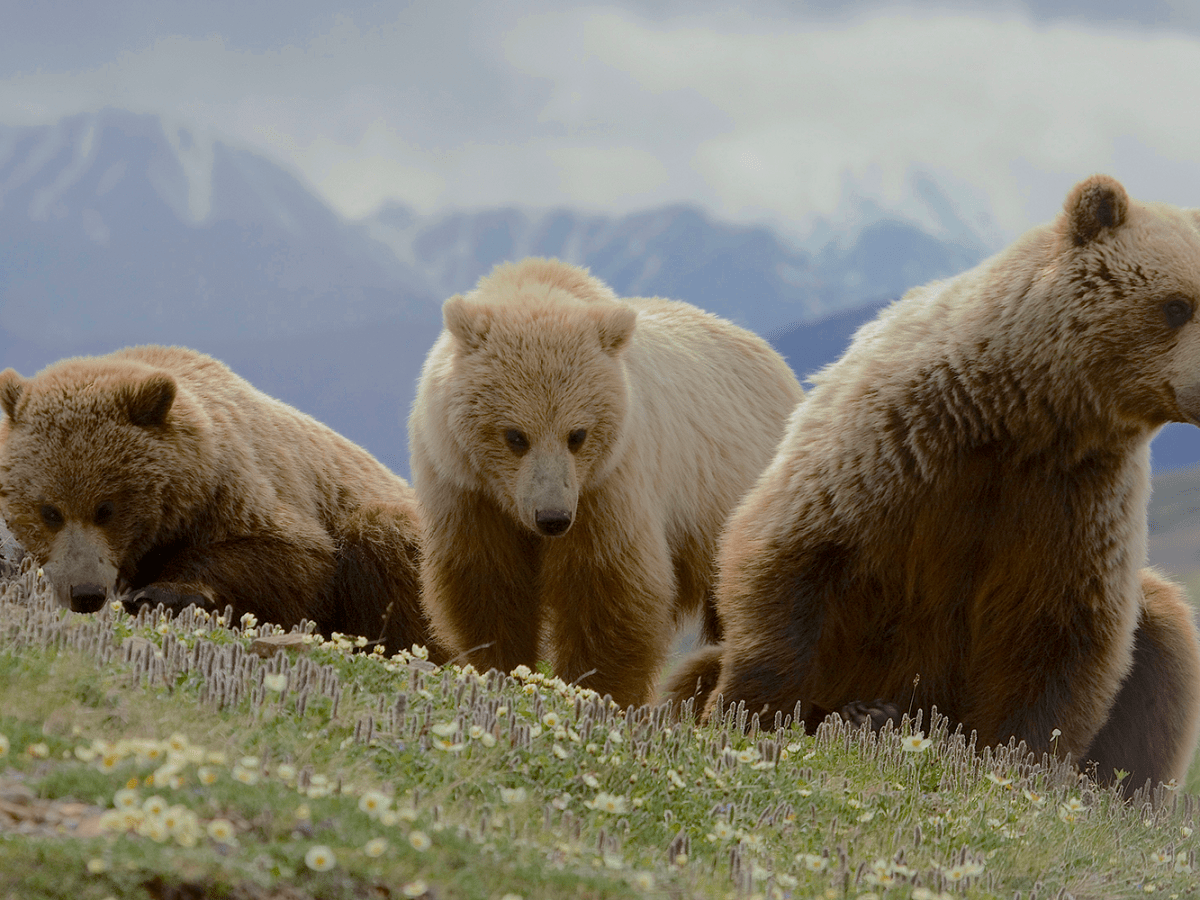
[409,258,804,707]
[0,345,443,660]
[662,176,1200,790]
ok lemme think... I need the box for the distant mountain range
[1,108,1198,478]
[362,191,989,335]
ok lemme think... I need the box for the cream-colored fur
[410,258,804,707]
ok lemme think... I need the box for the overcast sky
[3,0,1200,244]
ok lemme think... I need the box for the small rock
[250,633,312,658]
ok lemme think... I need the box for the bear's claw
[838,699,902,731]
[123,585,211,617]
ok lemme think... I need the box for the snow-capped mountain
[0,108,1001,475]
[5,108,1194,478]
[0,109,435,347]
[0,108,992,345]
[362,195,989,335]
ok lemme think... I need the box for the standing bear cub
[410,258,804,707]
[0,345,443,660]
[662,176,1200,790]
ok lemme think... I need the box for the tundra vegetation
[0,561,1198,900]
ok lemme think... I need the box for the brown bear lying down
[0,345,443,660]
[661,176,1200,791]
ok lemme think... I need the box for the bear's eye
[40,504,64,529]
[504,429,530,455]
[1162,296,1194,329]
[567,428,588,452]
[93,501,114,526]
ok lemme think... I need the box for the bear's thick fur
[0,346,443,659]
[410,258,804,707]
[662,176,1200,789]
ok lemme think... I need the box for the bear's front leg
[541,501,676,709]
[420,490,543,674]
[704,645,818,727]
[131,533,336,631]
[123,583,216,618]
[972,592,1139,765]
[701,523,835,727]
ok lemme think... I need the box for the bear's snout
[516,448,578,536]
[44,521,120,612]
[69,583,108,613]
[535,508,573,537]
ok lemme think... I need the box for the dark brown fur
[0,346,445,661]
[662,177,1200,787]
[419,474,688,703]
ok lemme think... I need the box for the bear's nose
[535,509,572,536]
[69,583,108,613]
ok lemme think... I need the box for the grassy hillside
[1,566,1199,899]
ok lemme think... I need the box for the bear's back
[611,298,803,531]
[111,345,414,526]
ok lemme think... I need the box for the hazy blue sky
[3,1,1199,241]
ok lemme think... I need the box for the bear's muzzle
[43,521,119,613]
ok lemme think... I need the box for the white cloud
[287,121,447,217]
[504,8,1200,238]
[2,5,1200,241]
[545,145,671,207]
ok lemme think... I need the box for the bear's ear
[0,369,26,424]
[1063,175,1129,247]
[443,295,492,352]
[124,374,176,427]
[594,305,638,356]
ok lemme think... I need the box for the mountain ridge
[2,108,1197,478]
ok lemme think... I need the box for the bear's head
[0,360,185,612]
[438,260,637,538]
[1033,175,1200,432]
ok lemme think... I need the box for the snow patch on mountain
[0,107,997,343]
[159,118,215,224]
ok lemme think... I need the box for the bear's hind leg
[658,644,724,714]
[325,504,447,663]
[1084,569,1200,792]
[132,532,336,631]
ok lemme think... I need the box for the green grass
[1,567,1199,899]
